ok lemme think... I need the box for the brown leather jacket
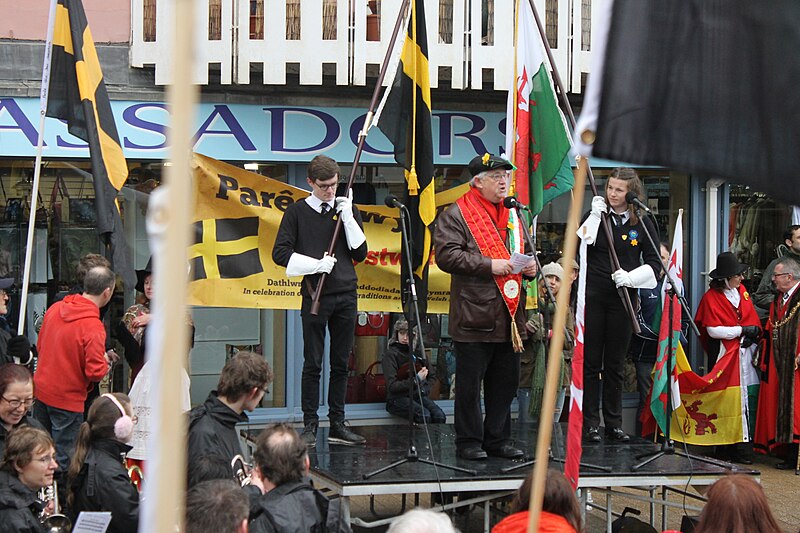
[434,201,528,343]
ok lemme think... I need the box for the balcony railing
[130,0,597,92]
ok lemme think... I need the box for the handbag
[354,312,390,336]
[363,360,386,403]
[345,350,365,403]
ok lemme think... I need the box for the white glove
[335,191,355,224]
[336,190,366,249]
[612,265,657,289]
[577,195,607,245]
[591,196,607,218]
[286,253,337,277]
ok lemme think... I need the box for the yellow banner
[189,154,465,313]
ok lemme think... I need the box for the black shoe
[457,447,488,460]
[328,421,366,446]
[730,454,754,465]
[775,460,795,470]
[301,421,318,448]
[585,426,601,443]
[605,427,630,442]
[485,444,524,459]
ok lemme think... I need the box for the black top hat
[135,257,153,294]
[709,251,747,280]
[468,153,516,177]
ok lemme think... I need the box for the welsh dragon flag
[649,210,685,434]
[564,236,587,489]
[505,0,573,216]
[644,209,751,444]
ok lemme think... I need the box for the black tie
[321,203,330,215]
[611,213,623,227]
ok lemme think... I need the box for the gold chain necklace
[769,299,800,330]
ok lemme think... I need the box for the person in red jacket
[492,469,583,533]
[33,266,115,476]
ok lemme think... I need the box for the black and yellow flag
[45,0,134,289]
[376,0,435,315]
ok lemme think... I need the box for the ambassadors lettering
[0,98,504,164]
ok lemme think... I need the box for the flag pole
[525,0,638,333]
[526,155,587,533]
[310,0,411,315]
[17,0,58,341]
[141,0,197,530]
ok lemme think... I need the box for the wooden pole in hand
[526,157,588,533]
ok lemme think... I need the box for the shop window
[250,0,264,40]
[143,0,157,42]
[322,0,337,40]
[209,0,222,41]
[545,0,558,49]
[439,0,453,44]
[581,0,591,51]
[286,0,300,40]
[728,185,792,293]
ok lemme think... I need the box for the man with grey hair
[33,265,116,475]
[754,256,800,469]
[249,423,352,532]
[387,509,457,533]
[434,153,537,461]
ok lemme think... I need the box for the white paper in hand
[510,252,534,274]
[73,512,112,533]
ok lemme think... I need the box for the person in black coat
[0,426,58,533]
[249,423,351,533]
[0,278,33,367]
[0,365,45,459]
[383,319,445,424]
[577,168,661,443]
[67,393,139,533]
[187,352,272,488]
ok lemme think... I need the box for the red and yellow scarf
[456,187,525,351]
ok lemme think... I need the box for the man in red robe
[754,257,800,469]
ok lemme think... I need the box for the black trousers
[301,291,357,425]
[583,290,633,429]
[453,341,520,451]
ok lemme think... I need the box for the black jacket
[382,340,432,401]
[69,439,139,533]
[0,414,45,460]
[0,469,45,533]
[249,480,351,533]
[187,391,248,482]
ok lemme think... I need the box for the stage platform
[246,423,758,532]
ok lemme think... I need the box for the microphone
[502,196,530,211]
[625,191,652,214]
[384,195,406,209]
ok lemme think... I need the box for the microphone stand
[629,206,718,471]
[502,202,610,474]
[363,205,475,479]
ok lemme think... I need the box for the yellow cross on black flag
[190,217,264,280]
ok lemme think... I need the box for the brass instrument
[127,464,144,492]
[38,480,72,532]
[231,454,252,487]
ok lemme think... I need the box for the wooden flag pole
[526,156,588,533]
[310,0,411,315]
[526,0,638,333]
[141,0,197,530]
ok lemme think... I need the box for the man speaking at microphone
[434,153,537,460]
